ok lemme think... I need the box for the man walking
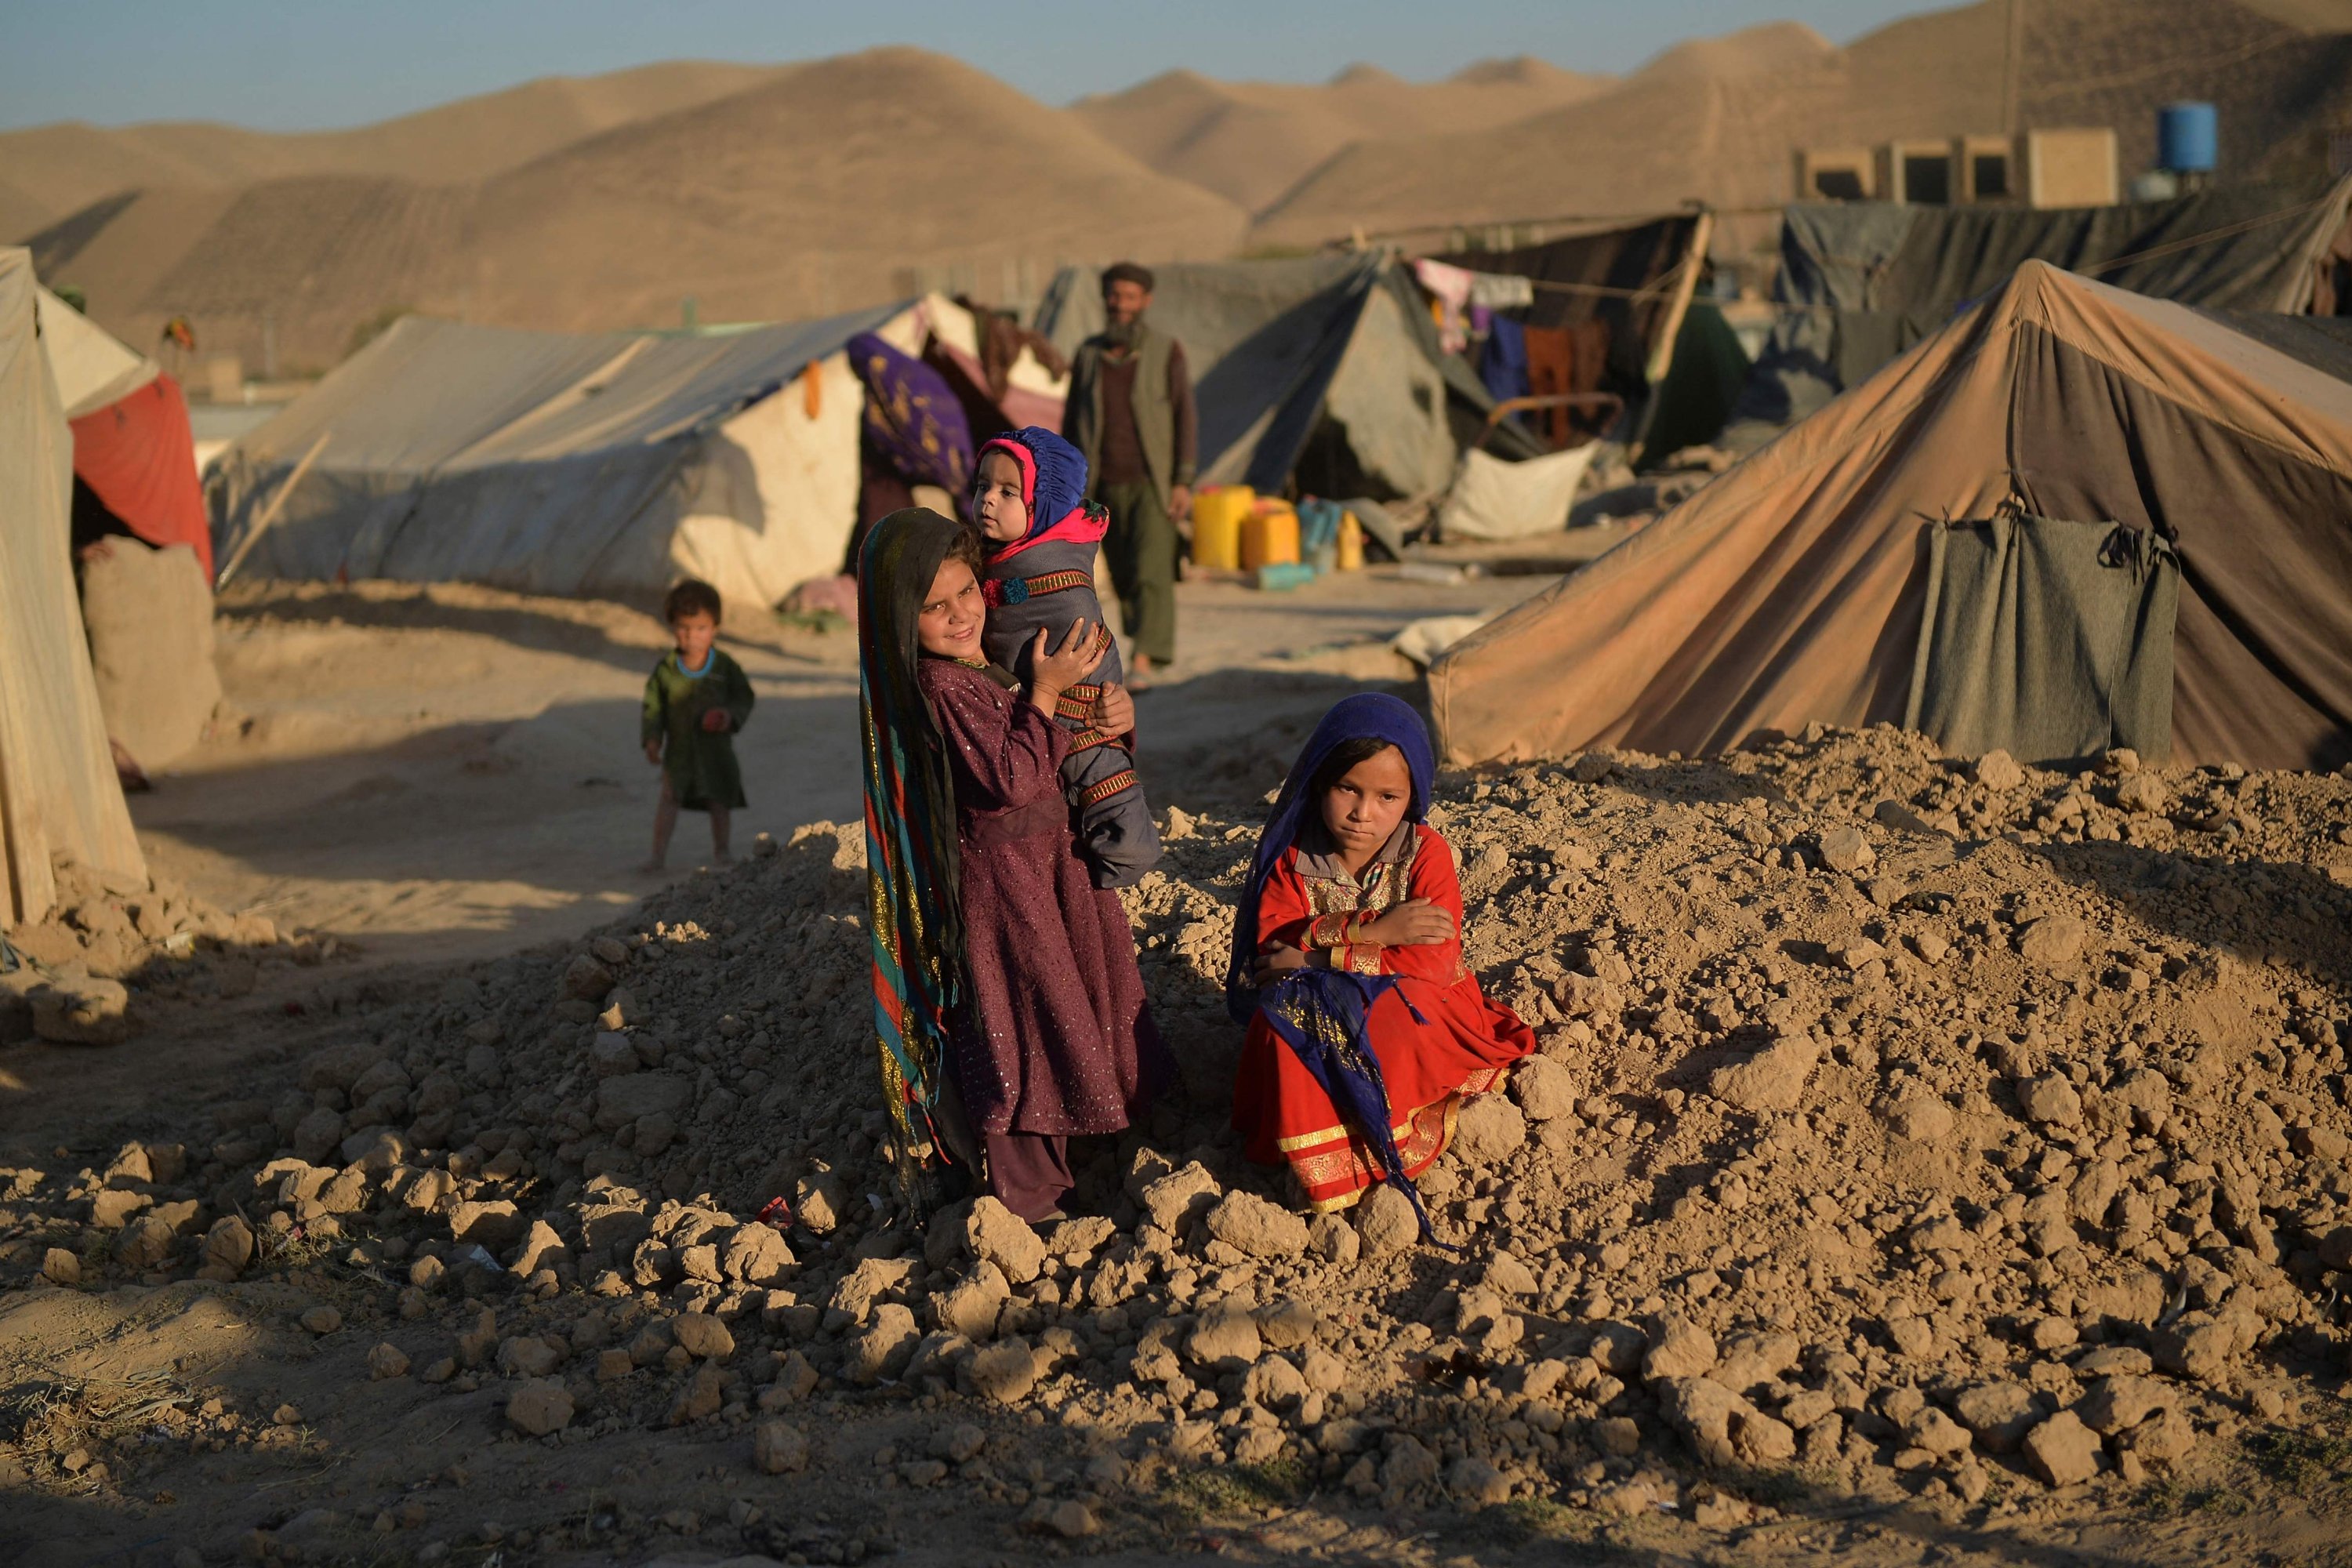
[1063,262,1196,685]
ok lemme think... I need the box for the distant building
[1795,128,2117,209]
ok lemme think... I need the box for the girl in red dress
[1228,694,1535,1231]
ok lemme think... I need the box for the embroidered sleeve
[1305,911,1356,950]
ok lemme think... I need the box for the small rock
[2017,915,2087,967]
[1186,1306,1264,1370]
[1644,1316,1718,1381]
[1593,1416,1641,1456]
[1354,1183,1421,1255]
[42,1247,81,1287]
[666,1362,724,1425]
[1484,1251,1539,1298]
[2114,774,2166,815]
[1453,1095,1526,1163]
[505,1379,573,1436]
[753,1421,810,1474]
[1204,1191,1310,1259]
[202,1214,255,1276]
[851,1304,920,1384]
[1509,1056,1578,1121]
[933,1422,986,1464]
[2023,1410,2101,1486]
[1905,1406,1973,1457]
[2016,1072,2084,1127]
[1036,1501,1097,1539]
[1817,825,1877,874]
[796,1171,848,1233]
[964,1197,1046,1284]
[969,1338,1039,1403]
[114,1215,175,1269]
[561,953,614,1001]
[671,1312,735,1361]
[31,976,133,1044]
[2078,1375,2175,1435]
[1975,750,2025,791]
[368,1343,410,1381]
[1446,1456,1512,1505]
[1708,1034,1820,1112]
[1138,1161,1221,1232]
[496,1335,561,1378]
[301,1306,343,1336]
[1954,1382,2041,1454]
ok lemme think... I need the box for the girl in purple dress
[858,508,1171,1222]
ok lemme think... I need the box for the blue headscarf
[977,426,1090,543]
[1223,693,1436,1015]
[1224,693,1449,1244]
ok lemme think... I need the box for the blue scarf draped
[1225,693,1449,1242]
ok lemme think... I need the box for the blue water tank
[2158,102,2218,173]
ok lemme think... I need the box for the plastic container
[1336,510,1364,571]
[2157,102,2218,174]
[1189,485,1253,570]
[1255,562,1319,592]
[1240,506,1301,571]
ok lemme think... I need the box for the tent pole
[1628,210,1714,466]
[217,430,331,587]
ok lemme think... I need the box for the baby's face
[973,450,1029,544]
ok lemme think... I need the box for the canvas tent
[0,248,146,923]
[1725,178,2352,448]
[1430,262,2352,775]
[1033,252,1529,506]
[36,285,212,578]
[1429,211,1715,456]
[208,296,1055,608]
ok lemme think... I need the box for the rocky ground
[3,724,2350,1566]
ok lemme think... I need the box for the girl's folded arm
[1381,829,1468,983]
[931,675,1071,808]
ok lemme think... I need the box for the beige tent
[209,295,1061,609]
[1432,262,2352,774]
[0,248,147,924]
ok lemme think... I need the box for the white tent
[0,248,147,923]
[34,285,160,419]
[207,296,1056,608]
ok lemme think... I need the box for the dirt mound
[5,723,2348,1558]
[4,848,330,1051]
[31,46,1246,375]
[1070,58,1610,215]
[1250,0,2347,245]
[0,61,792,244]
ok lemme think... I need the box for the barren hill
[27,48,1246,373]
[1069,57,1610,215]
[0,60,790,240]
[1250,0,2352,246]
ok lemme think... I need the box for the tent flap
[1904,514,2179,765]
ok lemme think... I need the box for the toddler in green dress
[642,579,754,870]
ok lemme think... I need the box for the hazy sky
[3,0,1951,132]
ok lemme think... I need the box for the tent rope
[2076,190,2346,278]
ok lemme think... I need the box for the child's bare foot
[637,859,667,875]
[710,852,735,868]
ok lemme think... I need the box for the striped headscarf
[858,507,972,1214]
